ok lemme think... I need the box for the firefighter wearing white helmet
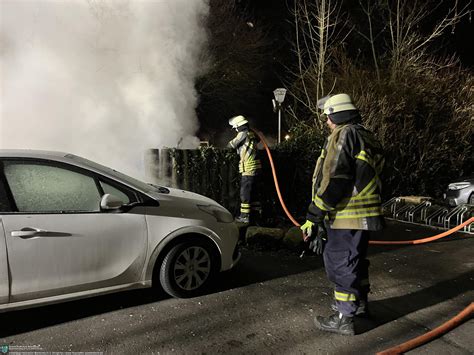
[227,115,262,224]
[318,93,356,115]
[300,93,385,335]
[229,115,248,129]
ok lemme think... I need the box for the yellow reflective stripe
[333,211,382,219]
[241,203,251,207]
[347,197,381,206]
[356,150,368,158]
[244,160,261,167]
[338,194,381,207]
[320,149,326,159]
[359,177,377,196]
[242,160,261,172]
[313,195,333,211]
[356,150,378,172]
[357,155,371,166]
[334,291,356,302]
[243,166,261,172]
[355,150,371,165]
[333,206,382,214]
[331,208,383,219]
[342,194,380,201]
[335,203,381,212]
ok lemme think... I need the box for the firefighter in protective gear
[301,93,385,335]
[227,115,262,224]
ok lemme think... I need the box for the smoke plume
[0,0,209,179]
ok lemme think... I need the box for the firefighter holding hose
[300,93,385,335]
[227,115,262,224]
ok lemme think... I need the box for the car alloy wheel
[173,246,211,291]
[159,240,217,298]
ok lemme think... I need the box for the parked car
[0,150,240,312]
[443,175,474,206]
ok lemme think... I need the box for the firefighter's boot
[331,299,369,317]
[235,213,250,224]
[314,312,355,336]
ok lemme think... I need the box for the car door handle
[12,227,51,238]
[11,228,72,238]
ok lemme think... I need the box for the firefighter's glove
[309,223,327,255]
[300,220,315,241]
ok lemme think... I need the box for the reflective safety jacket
[228,128,262,176]
[307,123,385,230]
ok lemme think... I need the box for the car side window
[3,161,101,213]
[100,180,131,204]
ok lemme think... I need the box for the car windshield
[66,154,154,193]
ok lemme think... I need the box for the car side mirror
[100,193,124,210]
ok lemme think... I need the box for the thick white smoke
[0,0,209,179]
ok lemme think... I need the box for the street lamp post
[273,88,287,144]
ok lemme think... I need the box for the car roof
[0,149,104,177]
[0,149,69,159]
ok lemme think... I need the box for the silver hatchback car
[0,150,240,312]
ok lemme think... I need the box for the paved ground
[0,220,473,354]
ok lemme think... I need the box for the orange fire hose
[377,303,474,354]
[254,129,473,352]
[369,217,473,245]
[253,129,301,227]
[253,129,473,245]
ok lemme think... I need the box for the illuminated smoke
[0,0,209,179]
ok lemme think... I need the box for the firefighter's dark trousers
[240,173,261,217]
[323,228,370,316]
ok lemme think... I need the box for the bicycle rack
[383,197,473,234]
[408,201,432,222]
[465,222,474,233]
[443,205,469,229]
[420,202,433,221]
[382,197,402,217]
[425,207,449,227]
[395,203,417,221]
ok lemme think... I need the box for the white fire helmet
[317,93,357,115]
[228,115,248,129]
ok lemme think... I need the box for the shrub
[331,55,473,198]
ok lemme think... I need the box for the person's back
[230,127,261,176]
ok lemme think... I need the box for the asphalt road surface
[1,220,473,354]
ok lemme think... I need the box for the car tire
[469,193,474,205]
[159,240,218,298]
